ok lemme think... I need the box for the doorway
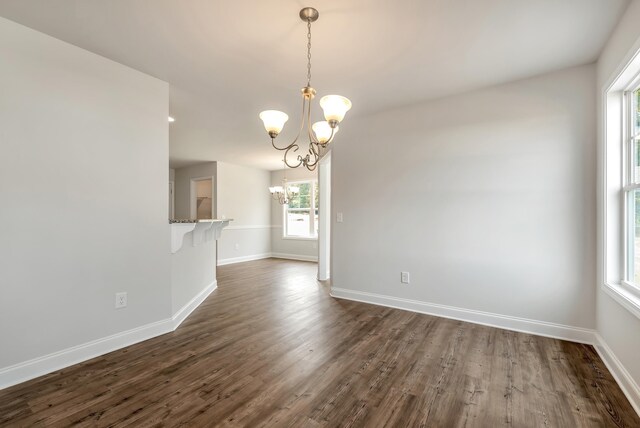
[318,152,331,281]
[190,177,214,220]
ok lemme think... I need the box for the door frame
[169,180,175,220]
[190,176,215,219]
[318,151,331,281]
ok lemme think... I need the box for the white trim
[217,252,319,265]
[601,41,640,321]
[171,280,217,329]
[600,33,640,94]
[594,333,640,416]
[271,252,318,262]
[224,225,272,230]
[0,319,171,390]
[330,287,596,344]
[602,283,640,320]
[169,180,175,220]
[282,236,317,241]
[217,253,272,266]
[318,151,331,281]
[0,281,217,391]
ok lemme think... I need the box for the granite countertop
[169,219,231,224]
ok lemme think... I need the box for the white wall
[171,232,216,314]
[216,162,271,264]
[173,162,216,219]
[331,64,597,335]
[0,16,171,371]
[270,167,319,261]
[596,0,640,409]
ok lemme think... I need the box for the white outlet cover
[401,272,410,284]
[337,212,343,223]
[115,292,127,309]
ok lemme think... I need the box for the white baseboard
[271,252,318,262]
[594,334,640,416]
[217,252,318,265]
[330,287,596,344]
[171,280,217,329]
[217,253,272,266]
[0,281,217,391]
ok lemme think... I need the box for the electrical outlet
[337,212,343,223]
[234,243,240,250]
[115,292,127,309]
[401,272,410,284]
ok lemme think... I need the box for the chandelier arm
[305,124,334,168]
[270,137,302,168]
[301,143,321,170]
[306,95,321,146]
[303,93,321,171]
[270,94,308,152]
[327,126,336,144]
[294,93,308,145]
[306,161,318,172]
[283,142,304,168]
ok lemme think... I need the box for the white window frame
[622,75,640,298]
[602,50,640,321]
[283,179,318,240]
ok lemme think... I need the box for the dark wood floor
[0,259,638,427]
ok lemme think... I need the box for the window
[284,180,318,238]
[624,84,640,289]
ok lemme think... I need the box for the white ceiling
[0,0,629,170]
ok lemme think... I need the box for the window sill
[602,282,640,320]
[282,236,318,241]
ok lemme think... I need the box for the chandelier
[269,160,299,205]
[259,7,352,171]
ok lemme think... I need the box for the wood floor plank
[0,258,638,427]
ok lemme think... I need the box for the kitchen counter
[170,219,232,254]
[169,219,230,224]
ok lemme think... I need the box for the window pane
[631,189,640,284]
[287,210,310,236]
[287,182,311,209]
[635,89,640,136]
[634,89,640,182]
[635,139,640,183]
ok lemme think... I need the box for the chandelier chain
[306,19,312,87]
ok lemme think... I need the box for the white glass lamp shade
[288,185,300,194]
[312,121,339,144]
[259,110,289,135]
[319,95,352,123]
[270,185,283,194]
[268,186,277,194]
